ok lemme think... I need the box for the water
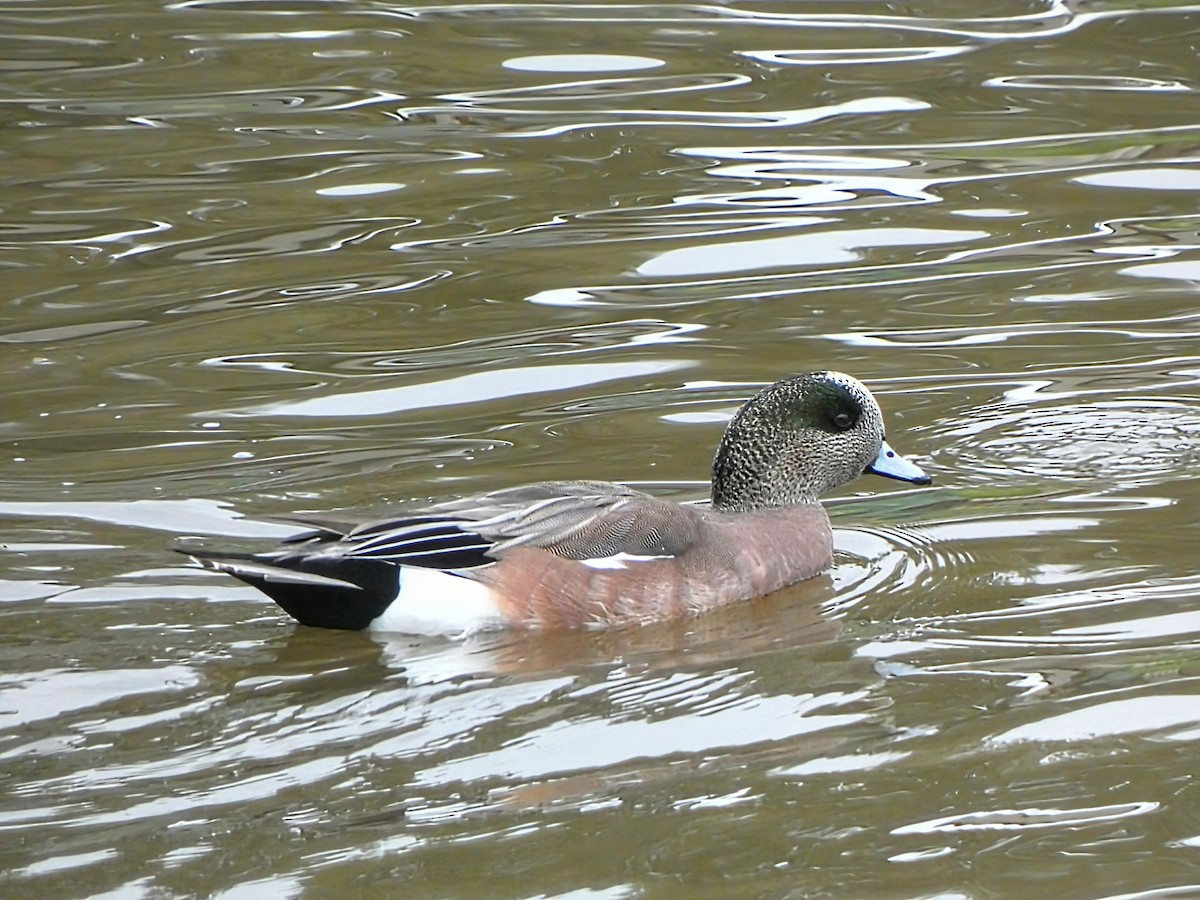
[4,0,1200,896]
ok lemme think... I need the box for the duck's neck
[710,421,829,512]
[710,465,821,513]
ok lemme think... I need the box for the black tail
[179,549,399,631]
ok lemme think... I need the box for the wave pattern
[3,0,1200,896]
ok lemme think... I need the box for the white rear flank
[368,566,505,637]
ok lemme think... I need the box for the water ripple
[941,398,1200,483]
[5,0,1200,894]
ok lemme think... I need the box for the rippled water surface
[4,0,1200,896]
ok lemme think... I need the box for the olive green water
[4,1,1200,897]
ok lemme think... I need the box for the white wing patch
[580,553,673,571]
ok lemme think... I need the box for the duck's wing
[326,480,705,568]
[289,515,498,570]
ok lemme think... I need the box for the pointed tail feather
[178,549,362,590]
[177,548,399,630]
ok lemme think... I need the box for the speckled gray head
[711,371,931,512]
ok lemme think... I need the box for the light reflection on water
[3,0,1200,896]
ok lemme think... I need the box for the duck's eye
[832,412,854,431]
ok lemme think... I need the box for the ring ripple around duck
[936,398,1200,484]
[827,522,943,615]
[815,395,1200,627]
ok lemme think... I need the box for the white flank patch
[580,553,672,571]
[368,566,504,637]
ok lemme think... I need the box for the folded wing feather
[294,481,703,570]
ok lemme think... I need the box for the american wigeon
[183,372,930,635]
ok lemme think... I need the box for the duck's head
[711,371,931,512]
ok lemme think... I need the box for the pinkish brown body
[485,506,832,629]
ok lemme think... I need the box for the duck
[181,371,931,635]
